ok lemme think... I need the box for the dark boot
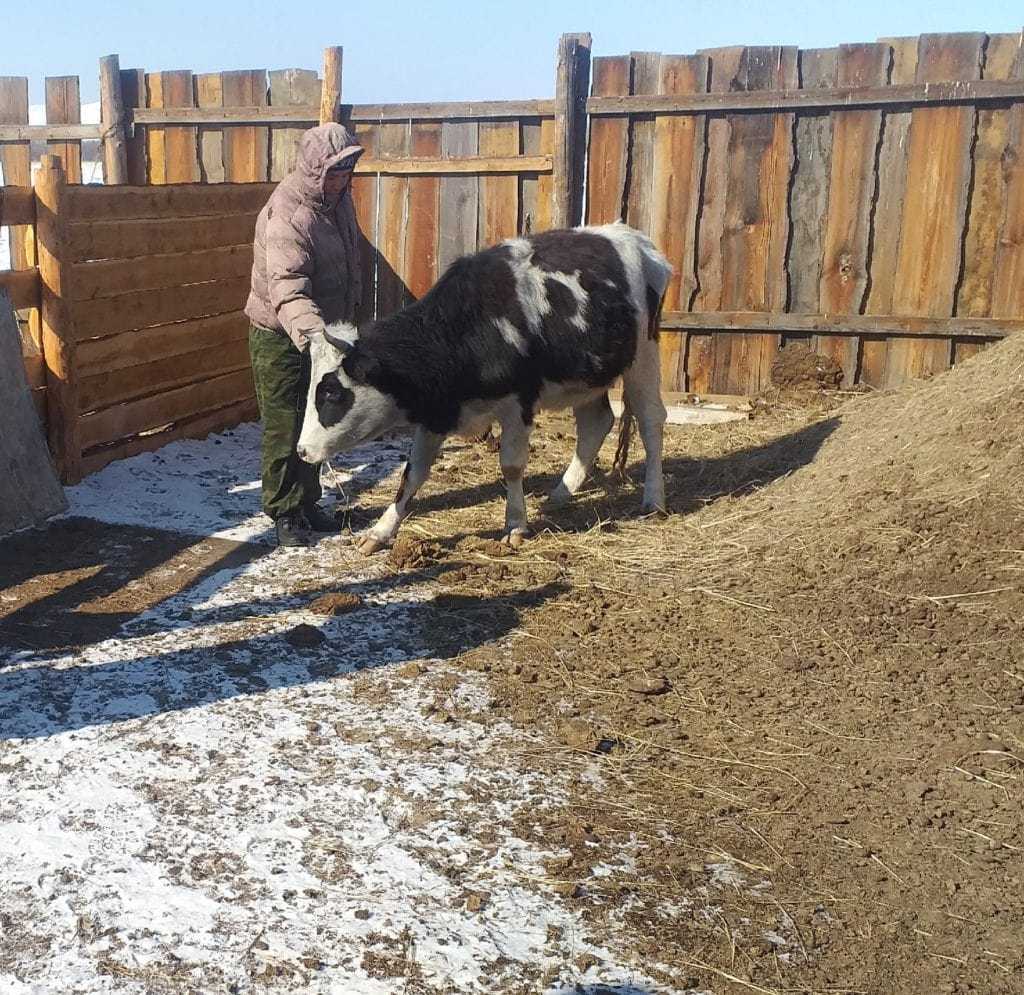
[276,512,313,548]
[303,503,342,533]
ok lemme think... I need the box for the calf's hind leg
[621,342,667,513]
[497,413,532,546]
[548,392,615,506]
[358,427,444,555]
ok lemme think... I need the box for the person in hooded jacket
[245,123,365,547]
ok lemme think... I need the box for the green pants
[249,324,322,520]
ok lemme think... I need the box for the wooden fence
[587,32,1024,394]
[2,31,1024,483]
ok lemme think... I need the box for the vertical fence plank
[651,53,708,392]
[713,46,798,395]
[222,70,269,182]
[889,33,985,383]
[350,124,378,324]
[406,122,441,299]
[624,53,660,237]
[35,155,81,483]
[817,43,889,383]
[320,47,343,124]
[376,121,411,316]
[861,38,917,386]
[120,68,148,185]
[788,47,838,345]
[992,41,1024,320]
[45,77,83,183]
[0,77,33,274]
[586,56,631,224]
[439,121,479,270]
[269,69,319,181]
[194,73,225,183]
[976,36,1024,332]
[146,70,199,184]
[478,120,519,246]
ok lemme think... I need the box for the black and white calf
[296,222,672,555]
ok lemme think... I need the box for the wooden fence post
[319,47,344,124]
[35,154,81,483]
[552,32,592,229]
[99,54,129,184]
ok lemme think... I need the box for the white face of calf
[296,325,403,464]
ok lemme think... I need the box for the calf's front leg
[358,427,444,556]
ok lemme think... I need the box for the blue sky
[5,0,1021,105]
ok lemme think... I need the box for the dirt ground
[2,335,1022,994]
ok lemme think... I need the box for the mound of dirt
[770,342,844,390]
[387,538,445,571]
[308,592,363,616]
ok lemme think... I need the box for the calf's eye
[315,372,355,426]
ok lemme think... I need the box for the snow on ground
[0,425,726,993]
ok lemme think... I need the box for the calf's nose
[296,443,310,462]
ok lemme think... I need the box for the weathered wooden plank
[714,46,798,395]
[98,55,129,184]
[349,125,378,324]
[194,72,225,183]
[520,117,542,234]
[817,43,889,383]
[438,121,479,272]
[80,368,255,451]
[861,37,918,386]
[120,69,148,185]
[132,99,556,126]
[74,277,251,339]
[552,32,591,228]
[0,268,40,309]
[0,293,67,534]
[661,309,1024,338]
[71,244,253,300]
[990,39,1024,322]
[625,53,661,237]
[0,124,101,141]
[690,47,745,394]
[80,337,251,412]
[586,77,1024,114]
[45,76,83,183]
[478,120,519,246]
[358,154,550,174]
[0,186,34,226]
[81,396,259,477]
[375,121,411,316]
[146,70,199,184]
[788,47,838,338]
[651,53,708,392]
[78,311,249,377]
[0,77,34,274]
[889,33,985,383]
[955,33,1023,364]
[269,69,320,181]
[320,47,343,124]
[65,182,276,221]
[222,70,269,182]
[68,213,258,262]
[585,56,631,225]
[406,122,441,299]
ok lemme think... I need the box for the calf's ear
[323,327,356,354]
[342,349,379,386]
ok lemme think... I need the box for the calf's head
[297,324,402,463]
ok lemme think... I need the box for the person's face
[324,169,352,197]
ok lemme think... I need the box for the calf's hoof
[640,501,669,518]
[546,483,572,508]
[357,536,386,557]
[502,528,530,549]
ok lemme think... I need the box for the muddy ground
[2,336,1022,994]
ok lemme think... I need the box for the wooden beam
[320,46,343,124]
[0,269,41,310]
[0,123,102,141]
[99,54,129,184]
[587,78,1024,115]
[659,310,1024,340]
[0,186,35,226]
[35,155,82,484]
[355,154,551,175]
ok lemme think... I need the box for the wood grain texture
[194,73,225,183]
[146,70,199,184]
[438,121,479,272]
[406,122,441,299]
[221,70,269,182]
[120,69,148,185]
[45,76,83,183]
[991,39,1024,321]
[0,77,34,274]
[68,213,258,262]
[478,120,519,246]
[585,57,630,224]
[349,124,378,324]
[625,52,660,237]
[376,121,411,316]
[269,69,319,181]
